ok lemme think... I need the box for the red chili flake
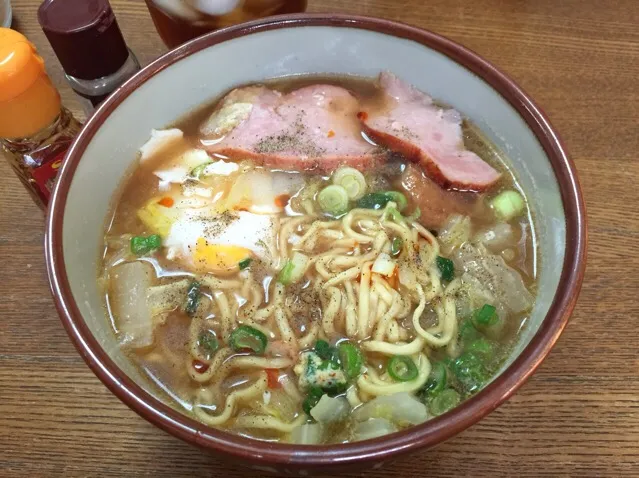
[327,130,335,138]
[357,111,368,121]
[387,266,399,289]
[158,196,174,207]
[193,360,210,374]
[265,369,281,389]
[274,194,290,208]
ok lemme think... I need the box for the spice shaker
[38,0,141,112]
[0,28,81,209]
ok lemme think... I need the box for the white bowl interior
[61,25,566,396]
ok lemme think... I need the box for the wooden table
[2,1,637,476]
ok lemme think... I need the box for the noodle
[357,354,431,396]
[194,373,268,426]
[102,75,537,445]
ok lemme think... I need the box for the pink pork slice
[201,84,380,172]
[359,72,501,191]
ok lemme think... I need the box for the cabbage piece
[290,423,324,445]
[110,261,154,348]
[453,243,533,314]
[398,259,417,288]
[225,169,306,214]
[372,252,397,277]
[146,279,191,317]
[474,223,515,251]
[310,395,350,423]
[137,197,182,237]
[353,392,428,425]
[139,128,184,162]
[354,418,398,441]
[438,214,471,251]
[257,389,299,423]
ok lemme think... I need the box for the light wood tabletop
[1,0,637,476]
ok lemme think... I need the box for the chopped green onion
[436,256,455,282]
[322,381,348,397]
[385,207,403,223]
[190,161,213,179]
[184,281,201,317]
[383,191,408,211]
[314,340,332,360]
[429,388,460,416]
[390,237,403,257]
[357,191,408,211]
[490,190,525,221]
[302,386,324,415]
[387,355,418,382]
[318,184,350,216]
[198,330,219,354]
[332,167,367,200]
[357,192,390,210]
[338,342,363,380]
[467,337,495,359]
[146,234,162,250]
[229,325,268,355]
[130,234,162,256]
[472,304,499,327]
[277,252,309,285]
[424,362,447,394]
[470,304,504,339]
[277,261,295,285]
[130,236,148,255]
[450,352,488,393]
[238,258,252,270]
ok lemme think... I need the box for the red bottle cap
[38,0,129,81]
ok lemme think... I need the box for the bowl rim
[45,13,587,467]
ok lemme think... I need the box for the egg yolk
[193,238,251,274]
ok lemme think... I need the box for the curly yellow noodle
[357,354,431,396]
[275,307,297,349]
[279,216,313,262]
[211,355,292,386]
[357,262,372,339]
[346,385,362,407]
[322,287,341,336]
[194,373,268,426]
[373,292,403,340]
[342,210,377,244]
[362,337,426,356]
[322,264,361,289]
[187,347,233,384]
[371,276,393,304]
[201,276,243,290]
[314,257,333,280]
[298,322,319,349]
[213,291,233,340]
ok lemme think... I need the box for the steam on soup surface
[100,72,537,444]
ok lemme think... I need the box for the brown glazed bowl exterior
[45,14,587,475]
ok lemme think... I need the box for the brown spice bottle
[0,28,81,209]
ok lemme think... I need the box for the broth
[100,74,537,444]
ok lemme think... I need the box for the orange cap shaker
[0,28,61,139]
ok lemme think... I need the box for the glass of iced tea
[145,0,308,49]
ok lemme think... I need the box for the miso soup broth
[100,72,537,444]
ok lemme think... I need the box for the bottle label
[30,150,66,201]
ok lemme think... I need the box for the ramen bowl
[45,14,586,474]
